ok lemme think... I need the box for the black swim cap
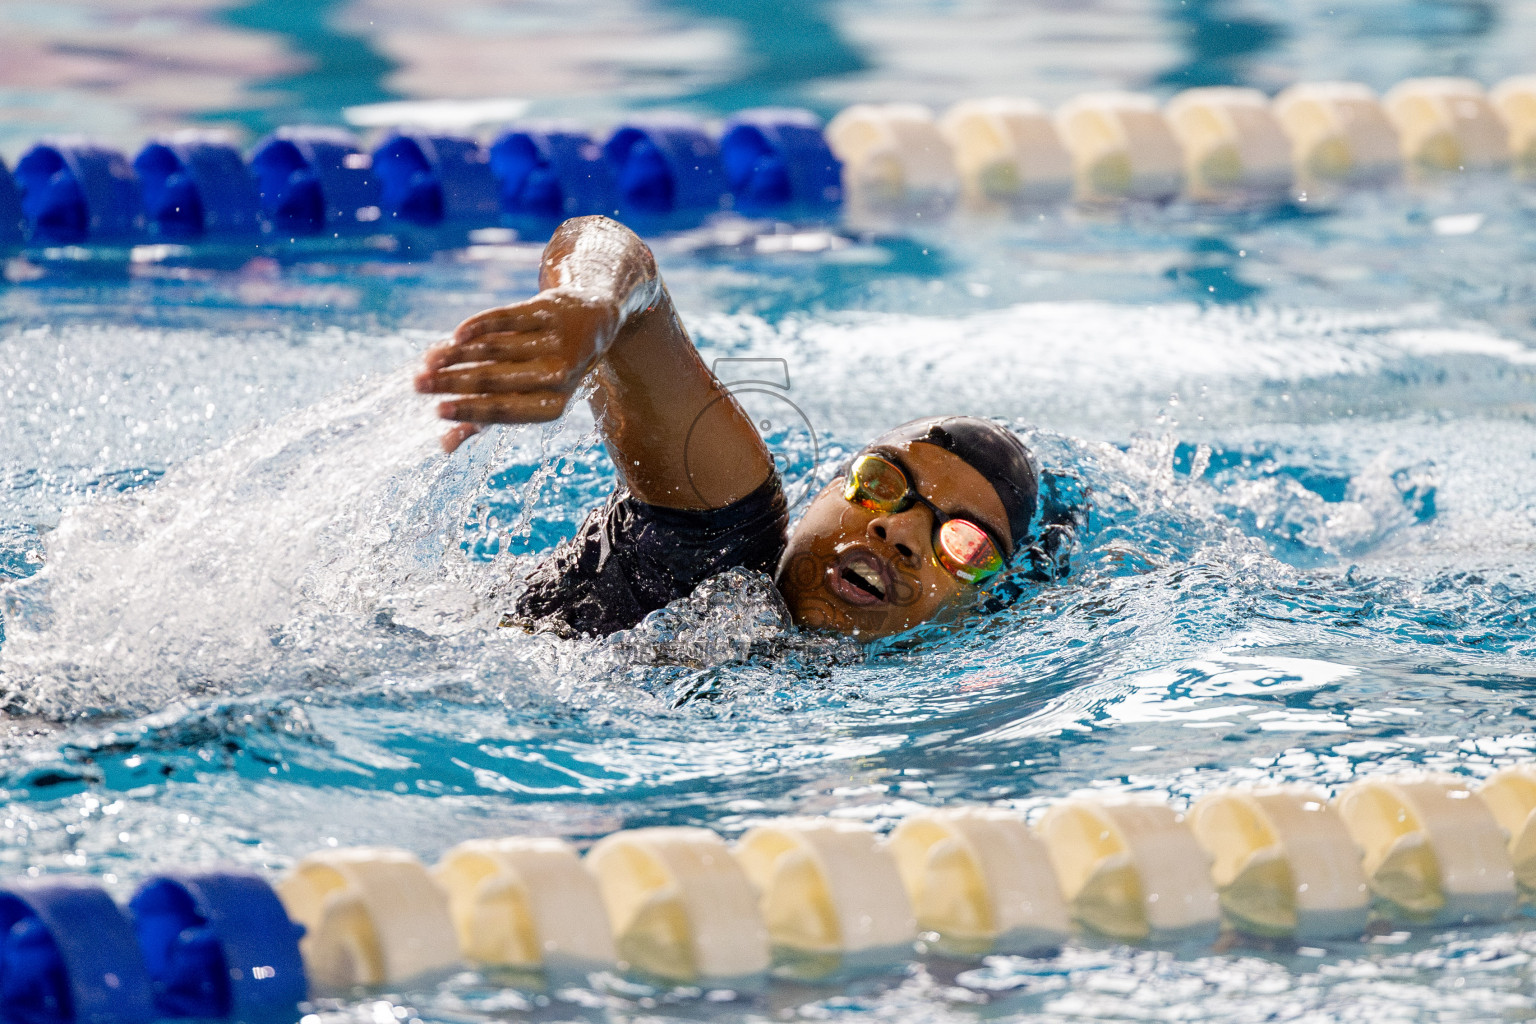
[864,416,1038,554]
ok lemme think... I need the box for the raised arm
[415,216,774,510]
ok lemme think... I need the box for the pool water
[4,2,1536,1022]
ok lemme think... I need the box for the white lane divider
[1491,76,1536,178]
[1474,765,1536,895]
[1165,86,1295,203]
[584,826,769,983]
[1272,81,1403,193]
[938,98,1074,209]
[1189,786,1370,939]
[276,847,460,990]
[1334,773,1516,924]
[824,103,956,217]
[1035,798,1220,941]
[824,74,1535,213]
[888,808,1070,956]
[1383,77,1511,175]
[735,821,916,974]
[275,768,1536,989]
[434,837,616,971]
[1054,91,1185,204]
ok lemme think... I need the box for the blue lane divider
[2,107,841,253]
[603,117,727,217]
[133,135,263,239]
[0,158,22,247]
[721,109,843,216]
[0,879,156,1024]
[129,872,305,1024]
[13,143,145,245]
[249,127,381,236]
[372,133,501,227]
[489,125,617,222]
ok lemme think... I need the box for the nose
[866,508,929,566]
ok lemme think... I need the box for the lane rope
[8,766,1536,1021]
[2,76,1533,252]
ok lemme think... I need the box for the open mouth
[827,548,894,606]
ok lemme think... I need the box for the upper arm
[563,222,774,511]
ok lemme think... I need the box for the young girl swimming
[415,215,1044,640]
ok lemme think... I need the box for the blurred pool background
[3,2,1536,1022]
[6,0,1536,159]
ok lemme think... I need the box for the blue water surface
[2,2,1536,1022]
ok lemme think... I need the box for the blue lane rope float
[0,157,23,247]
[0,878,156,1024]
[134,134,263,239]
[720,108,843,216]
[488,125,617,224]
[13,142,144,246]
[249,127,381,237]
[128,872,305,1024]
[371,132,500,228]
[602,116,727,219]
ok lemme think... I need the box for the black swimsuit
[512,474,789,637]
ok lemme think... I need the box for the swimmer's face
[775,439,1012,640]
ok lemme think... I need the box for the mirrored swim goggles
[842,450,1012,585]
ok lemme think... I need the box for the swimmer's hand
[415,290,621,453]
[416,216,770,511]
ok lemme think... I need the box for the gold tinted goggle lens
[843,454,909,511]
[843,454,1007,585]
[936,519,1005,583]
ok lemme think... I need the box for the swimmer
[416,216,1056,640]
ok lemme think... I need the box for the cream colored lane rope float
[888,807,1070,957]
[735,819,916,976]
[937,98,1075,210]
[585,826,769,983]
[1492,76,1536,177]
[276,768,1536,991]
[1272,82,1403,194]
[828,75,1536,215]
[1188,786,1371,939]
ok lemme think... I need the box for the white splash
[0,368,523,718]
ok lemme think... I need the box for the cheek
[776,545,825,597]
[898,564,965,617]
[783,490,856,557]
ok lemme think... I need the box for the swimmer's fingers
[453,304,553,344]
[422,331,559,373]
[422,302,558,373]
[435,392,568,426]
[439,422,480,453]
[415,356,571,395]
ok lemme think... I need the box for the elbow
[540,216,658,288]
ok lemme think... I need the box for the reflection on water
[220,0,397,131]
[1,0,1527,161]
[654,0,868,110]
[1156,0,1286,89]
